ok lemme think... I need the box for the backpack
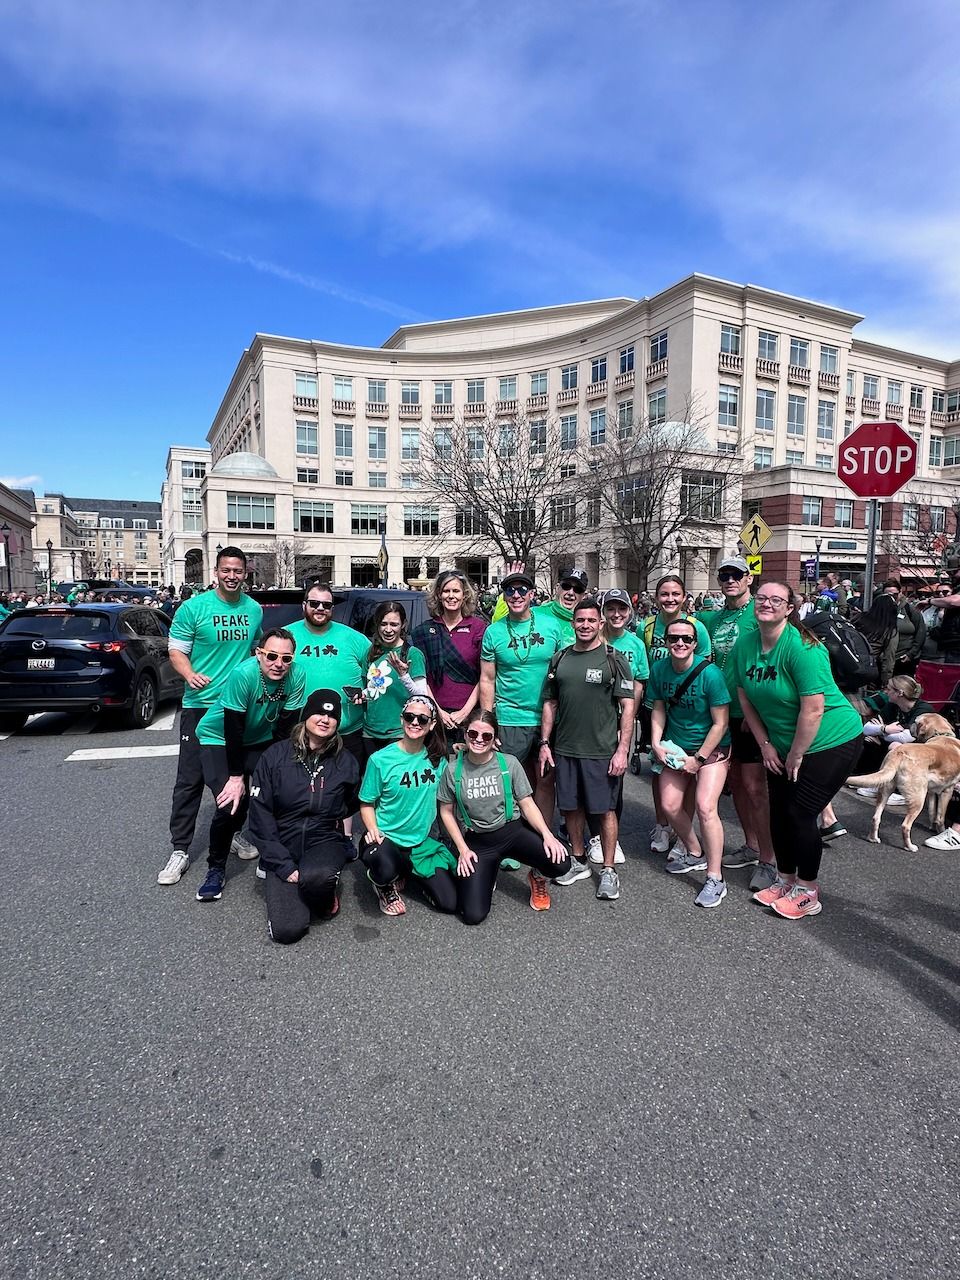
[801,612,878,692]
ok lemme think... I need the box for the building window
[720,324,741,355]
[335,470,354,486]
[650,331,668,362]
[619,345,635,374]
[835,499,853,528]
[718,384,739,428]
[930,436,943,467]
[467,427,484,460]
[559,462,577,480]
[844,420,854,437]
[944,437,960,466]
[589,408,606,447]
[786,449,805,465]
[467,378,485,404]
[530,370,548,396]
[887,379,902,405]
[787,394,806,436]
[403,506,440,537]
[846,371,855,396]
[816,454,833,469]
[756,388,776,432]
[560,414,577,451]
[294,500,334,533]
[591,356,607,384]
[931,506,947,533]
[933,390,945,413]
[434,380,453,405]
[863,374,879,400]
[816,400,835,441]
[498,375,517,401]
[296,467,319,484]
[717,442,737,455]
[504,503,535,535]
[497,425,517,458]
[550,496,577,529]
[789,337,809,368]
[401,428,420,462]
[367,378,387,404]
[820,345,839,374]
[401,381,420,406]
[227,494,275,530]
[561,364,579,391]
[333,375,353,402]
[456,507,488,536]
[368,427,387,460]
[680,471,724,520]
[802,497,822,525]
[295,372,317,398]
[754,447,772,470]
[758,330,778,361]
[648,387,667,426]
[529,420,547,456]
[902,504,919,532]
[183,513,202,532]
[617,399,634,438]
[350,504,386,535]
[369,472,386,488]
[433,427,452,461]
[910,384,925,410]
[181,460,206,479]
[401,473,420,489]
[335,423,353,458]
[296,421,318,456]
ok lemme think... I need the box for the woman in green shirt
[734,581,863,921]
[361,601,429,760]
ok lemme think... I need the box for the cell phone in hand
[343,685,364,701]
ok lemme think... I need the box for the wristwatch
[694,753,708,766]
[539,738,551,748]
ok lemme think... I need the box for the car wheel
[0,711,28,732]
[124,673,157,729]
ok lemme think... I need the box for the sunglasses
[306,599,334,609]
[718,570,745,582]
[667,635,696,646]
[465,728,495,743]
[504,585,531,597]
[261,651,294,664]
[937,591,951,597]
[401,711,433,727]
[559,581,584,592]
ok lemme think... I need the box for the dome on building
[209,451,279,479]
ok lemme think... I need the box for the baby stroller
[913,660,960,730]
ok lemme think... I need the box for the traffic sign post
[837,422,917,603]
[745,554,762,576]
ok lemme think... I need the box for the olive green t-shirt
[606,629,650,683]
[362,644,427,740]
[698,599,758,715]
[436,751,532,831]
[544,644,635,759]
[480,613,564,726]
[168,590,263,709]
[286,618,369,735]
[646,657,731,753]
[195,656,306,746]
[358,742,446,847]
[730,625,863,757]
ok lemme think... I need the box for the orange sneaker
[528,870,552,911]
[770,882,822,919]
[752,876,792,906]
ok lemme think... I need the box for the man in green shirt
[698,556,777,889]
[533,566,589,646]
[157,547,263,886]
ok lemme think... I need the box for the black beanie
[302,688,343,723]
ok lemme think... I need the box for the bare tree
[879,491,960,580]
[254,537,306,587]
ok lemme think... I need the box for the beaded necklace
[257,675,287,722]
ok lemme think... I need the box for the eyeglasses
[261,651,294,664]
[465,729,495,743]
[306,599,333,610]
[755,595,788,607]
[937,590,951,597]
[504,585,531,597]
[718,570,745,582]
[667,635,696,646]
[401,711,433,727]
[559,581,584,592]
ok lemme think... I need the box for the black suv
[0,604,184,730]
[252,587,431,637]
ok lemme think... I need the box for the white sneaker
[666,839,687,863]
[856,787,878,797]
[231,831,259,859]
[158,850,189,885]
[587,835,625,865]
[886,793,907,806]
[924,828,960,849]
[649,823,671,853]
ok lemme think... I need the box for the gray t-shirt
[437,751,532,832]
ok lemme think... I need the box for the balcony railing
[787,365,811,386]
[755,358,780,379]
[861,397,881,415]
[526,393,548,410]
[845,395,856,411]
[646,358,668,381]
[586,380,607,401]
[431,403,454,418]
[366,401,388,417]
[885,402,903,420]
[293,395,318,412]
[464,401,487,418]
[399,403,422,419]
[931,410,947,425]
[495,398,518,416]
[556,388,579,406]
[332,398,356,416]
[948,409,960,425]
[908,406,925,425]
[718,353,743,373]
[818,371,840,391]
[614,370,635,391]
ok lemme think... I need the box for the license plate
[27,657,55,670]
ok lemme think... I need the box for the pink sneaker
[752,877,791,906]
[770,882,822,919]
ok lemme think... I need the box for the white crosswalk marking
[147,708,178,731]
[65,745,181,762]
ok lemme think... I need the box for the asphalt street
[1,710,958,1280]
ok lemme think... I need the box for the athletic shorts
[729,718,762,766]
[555,755,620,815]
[497,724,540,766]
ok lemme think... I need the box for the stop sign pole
[837,421,918,601]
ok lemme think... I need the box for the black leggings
[265,832,353,945]
[361,835,457,913]
[168,708,204,851]
[200,744,266,870]
[458,821,571,925]
[766,735,862,881]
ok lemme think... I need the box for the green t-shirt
[647,657,731,753]
[169,590,263,709]
[358,742,446,847]
[362,644,427,740]
[436,751,532,832]
[731,625,864,757]
[643,613,712,667]
[286,619,369,735]
[698,599,758,715]
[544,644,635,759]
[606,629,650,684]
[533,600,575,646]
[195,656,306,747]
[480,613,563,726]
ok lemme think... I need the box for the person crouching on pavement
[248,690,360,944]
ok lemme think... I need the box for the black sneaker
[196,868,225,901]
[820,821,847,842]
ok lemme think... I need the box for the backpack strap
[667,658,711,708]
[496,751,514,822]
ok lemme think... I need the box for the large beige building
[162,274,960,592]
[22,492,163,588]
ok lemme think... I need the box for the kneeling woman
[648,618,731,908]
[194,628,306,902]
[437,710,570,924]
[248,690,359,944]
[358,695,452,916]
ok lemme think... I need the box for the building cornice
[380,298,637,349]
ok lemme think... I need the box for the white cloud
[1,475,43,488]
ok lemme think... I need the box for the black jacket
[248,739,360,882]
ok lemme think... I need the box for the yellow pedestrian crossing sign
[740,513,772,553]
[746,554,762,576]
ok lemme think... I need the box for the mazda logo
[31,640,46,651]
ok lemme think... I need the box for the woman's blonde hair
[290,720,342,759]
[888,674,923,701]
[425,569,478,618]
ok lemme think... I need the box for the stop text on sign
[838,443,913,477]
[836,421,917,498]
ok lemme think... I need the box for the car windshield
[2,611,112,638]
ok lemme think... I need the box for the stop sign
[837,421,917,498]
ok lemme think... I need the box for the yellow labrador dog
[846,714,960,851]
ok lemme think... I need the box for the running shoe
[752,876,791,906]
[373,877,407,917]
[231,831,259,860]
[695,876,727,908]
[649,823,671,853]
[554,858,592,886]
[886,793,907,806]
[924,828,960,850]
[820,821,847,842]
[666,840,687,864]
[196,868,225,902]
[665,849,708,875]
[157,850,189,886]
[721,845,759,869]
[749,860,779,893]
[856,786,878,797]
[255,863,267,880]
[587,835,626,865]
[596,868,621,900]
[528,871,552,911]
[770,882,822,919]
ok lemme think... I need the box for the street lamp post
[46,539,54,594]
[0,523,11,592]
[814,536,823,583]
[70,550,77,581]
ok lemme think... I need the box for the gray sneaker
[665,849,709,875]
[721,844,759,869]
[596,868,620,900]
[231,830,259,860]
[695,876,727,908]
[749,860,779,892]
[554,858,592,886]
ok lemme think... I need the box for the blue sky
[1,0,958,500]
